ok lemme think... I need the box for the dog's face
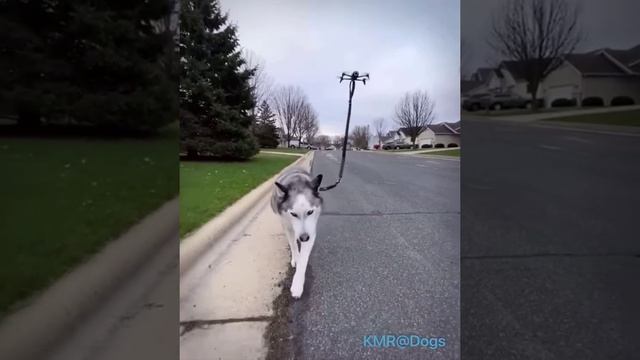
[276,174,323,242]
[287,193,321,242]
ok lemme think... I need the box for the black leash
[318,71,369,192]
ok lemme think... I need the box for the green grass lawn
[179,153,297,237]
[0,128,178,317]
[542,109,640,127]
[421,149,460,157]
[417,149,460,157]
[261,147,309,154]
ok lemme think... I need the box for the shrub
[581,97,604,107]
[611,96,635,106]
[447,143,459,148]
[551,98,577,107]
[421,144,432,149]
[434,143,445,148]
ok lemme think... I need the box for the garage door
[545,85,574,107]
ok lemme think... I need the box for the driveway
[462,117,640,359]
[289,150,460,359]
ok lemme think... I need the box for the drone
[319,70,370,192]
[339,71,370,85]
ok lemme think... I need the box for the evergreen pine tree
[179,0,258,159]
[253,100,279,148]
[0,0,177,132]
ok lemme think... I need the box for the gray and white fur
[271,167,323,298]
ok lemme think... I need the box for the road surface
[289,150,460,359]
[462,117,640,359]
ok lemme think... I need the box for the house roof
[393,122,460,138]
[565,52,627,75]
[426,122,461,135]
[475,68,493,82]
[565,44,640,76]
[461,79,483,93]
[500,60,529,81]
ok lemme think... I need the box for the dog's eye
[290,212,298,218]
[307,210,314,215]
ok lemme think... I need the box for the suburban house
[463,43,640,109]
[462,67,505,96]
[496,60,546,99]
[541,45,640,107]
[384,122,461,148]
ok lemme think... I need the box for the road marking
[538,144,563,151]
[325,153,339,162]
[562,135,592,144]
[534,123,640,138]
[416,161,438,167]
[467,183,493,190]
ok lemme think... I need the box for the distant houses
[372,122,461,149]
[463,43,640,109]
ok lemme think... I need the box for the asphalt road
[462,117,640,359]
[289,150,460,359]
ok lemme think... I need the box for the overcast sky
[219,0,460,136]
[462,0,640,75]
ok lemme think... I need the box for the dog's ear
[310,174,323,192]
[275,182,288,194]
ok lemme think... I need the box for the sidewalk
[179,197,287,359]
[179,152,314,360]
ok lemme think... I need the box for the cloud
[220,0,460,136]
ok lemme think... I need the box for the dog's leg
[291,239,314,298]
[280,217,297,268]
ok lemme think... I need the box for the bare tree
[332,135,344,149]
[315,135,331,148]
[394,90,436,148]
[351,125,371,150]
[489,0,581,110]
[294,102,319,147]
[271,85,306,147]
[461,37,474,80]
[242,49,274,115]
[302,112,319,146]
[372,117,387,147]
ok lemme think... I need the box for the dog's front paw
[290,282,304,299]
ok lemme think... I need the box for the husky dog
[271,167,323,298]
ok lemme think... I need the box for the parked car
[462,92,540,111]
[383,142,414,150]
[485,92,532,110]
[325,145,336,150]
[461,93,491,111]
[306,145,319,150]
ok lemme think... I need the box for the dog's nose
[299,233,310,242]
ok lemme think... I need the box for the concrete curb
[0,198,179,360]
[180,151,315,275]
[260,150,306,157]
[415,154,461,161]
[364,148,462,156]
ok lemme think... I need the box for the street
[289,150,460,359]
[462,117,640,359]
